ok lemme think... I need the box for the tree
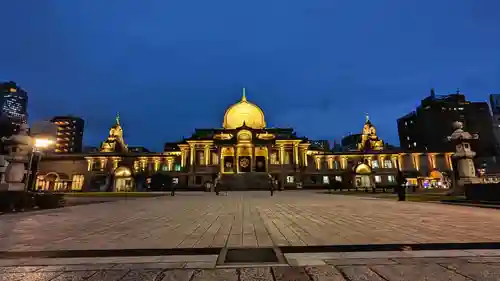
[150,173,173,191]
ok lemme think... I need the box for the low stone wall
[465,183,500,202]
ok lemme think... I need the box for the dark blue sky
[1,0,499,151]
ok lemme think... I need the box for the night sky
[1,1,499,151]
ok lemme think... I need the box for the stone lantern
[0,123,33,192]
[447,121,480,193]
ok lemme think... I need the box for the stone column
[393,156,399,170]
[293,143,299,168]
[204,145,210,166]
[252,146,256,172]
[189,144,195,173]
[315,156,321,170]
[279,145,285,165]
[428,153,435,170]
[447,153,453,170]
[180,149,186,168]
[217,146,223,174]
[233,146,237,173]
[167,158,173,171]
[86,158,94,171]
[267,144,271,172]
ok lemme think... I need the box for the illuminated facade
[37,89,454,192]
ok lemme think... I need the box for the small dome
[222,89,266,129]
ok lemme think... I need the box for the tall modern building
[397,89,495,158]
[50,116,85,153]
[489,94,500,156]
[0,81,28,137]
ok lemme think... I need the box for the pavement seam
[435,263,476,281]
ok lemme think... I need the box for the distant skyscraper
[50,116,85,153]
[310,140,330,151]
[0,81,28,137]
[397,89,495,157]
[490,94,500,115]
[489,94,500,158]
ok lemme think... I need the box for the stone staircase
[218,173,273,190]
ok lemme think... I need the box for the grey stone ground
[1,191,500,279]
[1,191,500,251]
[1,252,500,280]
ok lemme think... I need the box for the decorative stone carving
[0,123,33,191]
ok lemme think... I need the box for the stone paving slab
[1,191,500,252]
[1,256,500,280]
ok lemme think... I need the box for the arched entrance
[353,163,373,189]
[426,169,445,189]
[114,167,134,192]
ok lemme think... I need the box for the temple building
[36,89,454,192]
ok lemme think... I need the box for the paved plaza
[1,252,500,280]
[1,191,500,251]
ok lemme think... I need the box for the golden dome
[222,88,266,129]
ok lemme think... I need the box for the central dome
[223,89,266,129]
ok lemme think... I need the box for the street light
[25,137,55,191]
[34,138,54,149]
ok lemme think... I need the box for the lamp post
[25,138,54,191]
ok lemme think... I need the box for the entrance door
[115,177,133,192]
[255,156,266,172]
[238,156,251,173]
[355,175,371,188]
[223,156,235,173]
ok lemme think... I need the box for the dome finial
[116,112,120,125]
[241,88,247,102]
[365,112,370,123]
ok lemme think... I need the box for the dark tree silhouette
[150,173,173,191]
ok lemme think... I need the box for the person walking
[396,171,407,201]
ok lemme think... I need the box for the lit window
[388,175,395,183]
[374,176,382,183]
[413,142,417,147]
[384,160,393,168]
[335,176,342,182]
[406,136,410,140]
[286,176,294,183]
[71,174,84,191]
[323,176,329,184]
[172,177,179,184]
[371,160,379,168]
[405,122,408,126]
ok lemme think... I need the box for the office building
[51,116,85,153]
[0,81,28,137]
[489,94,500,157]
[398,89,495,157]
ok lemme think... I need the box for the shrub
[35,193,65,209]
